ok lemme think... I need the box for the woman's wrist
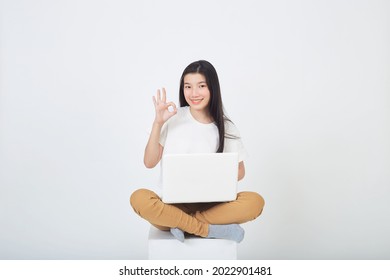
[153,120,164,127]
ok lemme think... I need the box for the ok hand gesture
[153,88,177,125]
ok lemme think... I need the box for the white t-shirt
[159,106,247,162]
[154,106,247,194]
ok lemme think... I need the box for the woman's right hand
[153,88,177,125]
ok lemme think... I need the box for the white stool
[148,226,237,260]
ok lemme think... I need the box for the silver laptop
[161,153,238,203]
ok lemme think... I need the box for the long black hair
[179,60,232,153]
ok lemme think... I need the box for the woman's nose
[191,88,199,97]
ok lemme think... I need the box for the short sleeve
[224,121,248,162]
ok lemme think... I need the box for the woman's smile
[189,98,204,105]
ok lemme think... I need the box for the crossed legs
[130,188,264,241]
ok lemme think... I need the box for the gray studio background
[1,0,389,259]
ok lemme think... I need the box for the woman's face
[183,73,211,113]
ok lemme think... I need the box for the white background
[0,0,389,259]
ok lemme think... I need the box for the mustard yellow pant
[130,188,265,237]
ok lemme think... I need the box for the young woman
[130,60,264,243]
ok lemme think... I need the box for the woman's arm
[238,161,245,181]
[143,88,177,169]
[144,122,164,168]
